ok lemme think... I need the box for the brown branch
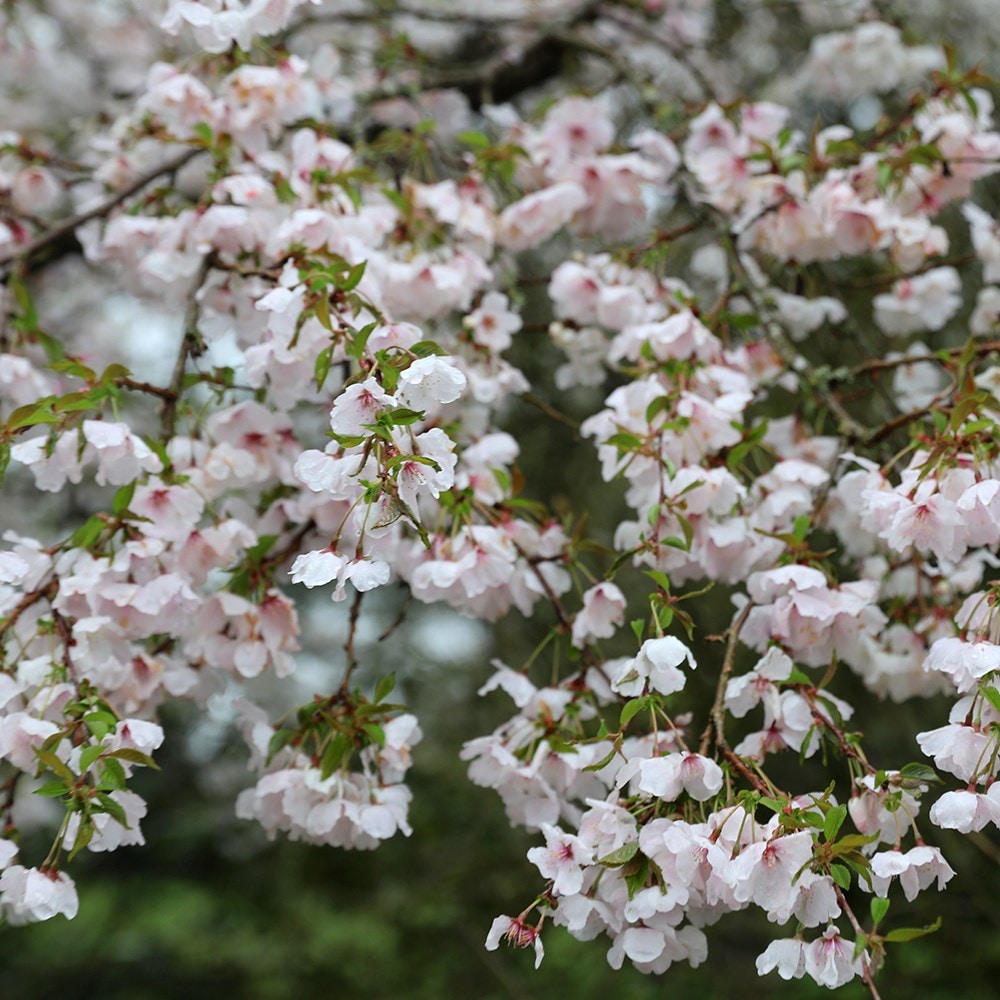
[305,1,606,110]
[597,6,718,101]
[378,589,412,641]
[260,519,318,578]
[801,687,878,777]
[832,253,976,290]
[340,589,365,694]
[521,392,581,431]
[722,235,869,439]
[861,383,954,446]
[833,886,883,1000]
[160,256,212,441]
[0,578,57,640]
[298,2,594,26]
[834,340,1000,384]
[119,377,177,401]
[699,600,752,756]
[0,147,201,267]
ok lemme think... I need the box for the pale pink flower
[498,183,587,252]
[804,926,862,989]
[526,823,593,896]
[571,582,626,649]
[329,379,392,436]
[396,356,467,410]
[929,786,1000,832]
[756,938,806,981]
[0,866,79,924]
[869,845,955,901]
[485,914,544,968]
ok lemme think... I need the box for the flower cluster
[1,1,1000,995]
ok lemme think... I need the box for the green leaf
[758,795,786,814]
[605,432,643,451]
[362,723,386,748]
[383,407,426,427]
[645,396,672,424]
[884,918,942,943]
[898,762,941,785]
[108,747,160,770]
[96,792,129,827]
[98,758,127,791]
[192,122,214,146]
[457,130,491,148]
[34,780,70,798]
[35,749,73,782]
[315,291,333,332]
[71,516,106,550]
[338,260,367,292]
[315,346,333,390]
[112,482,136,516]
[843,853,874,890]
[870,897,890,925]
[877,160,895,193]
[598,841,639,867]
[824,804,848,841]
[100,363,132,383]
[979,682,1000,715]
[0,440,10,487]
[83,710,117,741]
[619,697,648,729]
[374,673,396,704]
[410,340,446,358]
[79,745,105,773]
[68,816,95,861]
[51,358,96,382]
[6,401,57,429]
[320,732,351,780]
[832,832,880,851]
[53,389,103,413]
[660,535,689,552]
[829,862,851,890]
[582,746,619,773]
[268,728,294,762]
[726,442,750,472]
[623,854,650,900]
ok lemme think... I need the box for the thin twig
[699,601,752,756]
[862,383,955,446]
[834,340,1000,384]
[833,885,883,1000]
[521,392,580,431]
[160,256,212,441]
[340,590,365,694]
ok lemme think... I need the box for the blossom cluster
[1,0,1000,994]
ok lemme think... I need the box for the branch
[597,6,719,101]
[160,256,212,441]
[833,885,883,1000]
[861,383,955,446]
[340,590,365,694]
[833,340,1000,384]
[699,600,752,756]
[297,2,595,26]
[0,147,201,268]
[301,1,606,110]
